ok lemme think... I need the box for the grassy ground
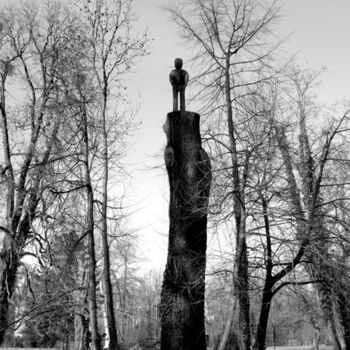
[266,346,333,350]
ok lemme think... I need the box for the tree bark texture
[254,284,273,350]
[217,306,234,350]
[0,167,39,346]
[224,58,251,350]
[337,290,350,350]
[160,111,211,350]
[234,237,250,350]
[101,85,120,350]
[317,283,342,350]
[254,196,273,350]
[81,102,100,350]
[0,241,20,344]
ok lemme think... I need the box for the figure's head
[174,58,183,69]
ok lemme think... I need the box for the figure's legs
[180,88,185,112]
[173,88,178,111]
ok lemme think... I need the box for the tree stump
[160,111,211,350]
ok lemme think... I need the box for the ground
[266,346,333,350]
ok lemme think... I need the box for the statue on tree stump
[160,59,212,350]
[169,58,189,112]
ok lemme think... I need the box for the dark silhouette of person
[169,58,189,112]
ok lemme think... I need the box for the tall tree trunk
[0,72,16,346]
[74,255,90,350]
[254,285,273,350]
[319,286,342,350]
[223,56,251,350]
[234,236,250,350]
[313,327,321,350]
[101,82,120,350]
[217,306,234,350]
[160,111,211,350]
[74,314,90,350]
[81,102,100,350]
[0,210,39,345]
[0,245,19,345]
[254,195,273,350]
[0,189,39,345]
[337,290,350,350]
[121,252,128,344]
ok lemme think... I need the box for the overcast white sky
[126,0,350,271]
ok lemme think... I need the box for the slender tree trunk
[254,195,273,350]
[74,254,90,350]
[74,314,90,350]
[328,320,341,350]
[337,291,350,350]
[0,204,40,345]
[254,286,273,350]
[0,73,16,346]
[317,288,341,350]
[0,245,19,345]
[224,56,250,350]
[101,82,120,350]
[235,236,250,350]
[313,327,321,350]
[217,306,234,350]
[304,224,342,350]
[160,111,211,350]
[121,253,128,344]
[81,102,100,350]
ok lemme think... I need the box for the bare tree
[270,66,350,350]
[0,0,149,347]
[79,1,150,348]
[0,2,80,344]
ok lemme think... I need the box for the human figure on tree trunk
[160,59,211,350]
[169,58,189,112]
